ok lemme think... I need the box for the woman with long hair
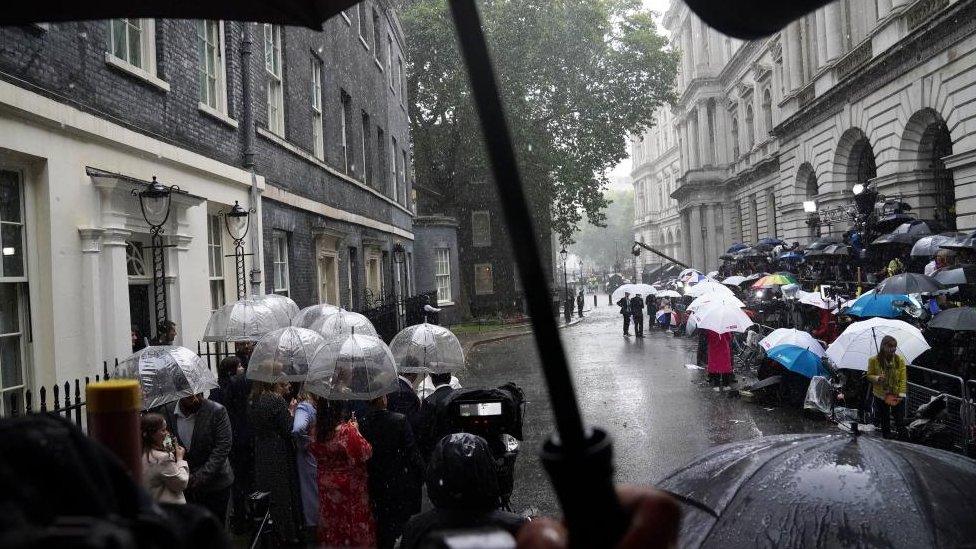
[291,386,319,534]
[867,335,908,438]
[310,398,375,547]
[248,380,303,544]
[140,413,189,504]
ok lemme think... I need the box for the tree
[571,188,634,271]
[403,0,677,244]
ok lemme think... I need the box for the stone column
[713,105,729,165]
[785,22,803,92]
[877,0,892,19]
[692,18,706,69]
[823,2,844,62]
[100,228,133,363]
[681,209,693,266]
[697,102,711,166]
[689,205,704,269]
[816,9,828,68]
[78,228,104,371]
[688,112,700,169]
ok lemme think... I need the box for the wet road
[461,296,832,516]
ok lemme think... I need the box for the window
[0,170,28,416]
[474,263,494,295]
[377,128,387,193]
[108,19,155,71]
[398,56,407,102]
[762,89,773,135]
[745,105,755,150]
[472,210,491,247]
[767,192,778,236]
[357,3,368,45]
[311,60,324,159]
[361,111,372,185]
[272,231,289,296]
[207,214,225,310]
[435,248,452,304]
[340,90,353,173]
[731,115,740,158]
[264,24,285,136]
[387,35,394,88]
[391,136,399,201]
[402,150,409,205]
[372,8,382,62]
[196,20,227,112]
[347,247,358,309]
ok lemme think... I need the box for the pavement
[461,294,833,517]
[454,310,587,357]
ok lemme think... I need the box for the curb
[463,314,585,355]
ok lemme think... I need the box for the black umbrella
[804,236,842,251]
[874,272,945,295]
[933,264,976,286]
[893,219,942,236]
[871,232,918,246]
[659,433,976,548]
[940,236,976,253]
[929,307,976,331]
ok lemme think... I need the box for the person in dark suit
[359,395,424,549]
[163,393,234,525]
[417,372,456,459]
[388,369,422,434]
[616,292,631,336]
[630,294,645,338]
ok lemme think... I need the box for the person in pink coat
[706,330,734,391]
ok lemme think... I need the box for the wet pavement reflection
[462,296,832,516]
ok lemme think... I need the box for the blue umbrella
[842,291,914,319]
[726,242,749,253]
[778,251,803,260]
[766,344,826,378]
[757,237,785,247]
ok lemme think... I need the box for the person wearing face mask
[867,335,907,439]
[140,413,188,504]
[162,392,234,524]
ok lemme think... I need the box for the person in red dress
[706,329,734,391]
[310,399,376,547]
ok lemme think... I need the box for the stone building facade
[642,0,976,274]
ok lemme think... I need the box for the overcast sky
[608,0,672,190]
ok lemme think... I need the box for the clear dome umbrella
[247,326,325,383]
[311,309,378,340]
[251,293,299,325]
[306,333,398,401]
[115,346,218,410]
[292,303,341,329]
[390,322,465,374]
[203,296,283,342]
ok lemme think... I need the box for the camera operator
[417,372,457,458]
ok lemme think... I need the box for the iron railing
[2,361,114,433]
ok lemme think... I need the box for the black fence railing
[3,360,114,433]
[362,290,438,342]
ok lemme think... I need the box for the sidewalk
[455,311,587,357]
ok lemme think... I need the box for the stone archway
[899,108,955,229]
[795,162,818,237]
[833,127,877,192]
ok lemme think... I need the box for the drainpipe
[241,22,263,297]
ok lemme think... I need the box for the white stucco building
[636,0,976,274]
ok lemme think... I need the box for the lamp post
[560,247,570,321]
[393,242,406,301]
[220,200,255,299]
[132,176,180,329]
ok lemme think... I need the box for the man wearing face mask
[163,392,234,525]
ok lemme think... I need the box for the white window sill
[104,53,170,92]
[198,102,238,128]
[359,35,370,50]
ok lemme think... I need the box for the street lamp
[132,176,181,329]
[852,183,865,196]
[803,200,818,213]
[220,200,255,299]
[392,243,406,299]
[560,247,570,321]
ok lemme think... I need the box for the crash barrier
[906,365,971,452]
[1,360,115,433]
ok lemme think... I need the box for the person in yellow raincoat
[866,335,907,438]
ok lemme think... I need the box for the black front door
[129,284,152,348]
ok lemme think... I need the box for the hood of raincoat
[426,433,500,511]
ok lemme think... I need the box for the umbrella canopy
[874,272,946,295]
[759,328,823,355]
[659,433,976,548]
[610,283,657,303]
[822,244,850,256]
[750,273,797,289]
[842,290,920,319]
[736,247,767,258]
[291,303,341,329]
[940,235,976,253]
[720,275,748,286]
[655,289,682,299]
[679,270,707,284]
[247,326,325,383]
[390,322,464,374]
[688,294,745,312]
[766,344,827,378]
[893,219,940,235]
[871,232,918,246]
[911,233,966,257]
[726,243,749,253]
[203,296,284,342]
[306,333,398,401]
[778,251,804,260]
[928,307,976,332]
[115,346,218,410]
[825,317,929,371]
[685,280,735,298]
[754,237,785,250]
[310,309,378,340]
[933,264,976,286]
[796,289,835,310]
[690,302,753,334]
[804,236,842,251]
[251,293,299,324]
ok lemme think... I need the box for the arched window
[731,115,740,159]
[762,89,773,134]
[745,105,755,150]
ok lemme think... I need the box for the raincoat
[706,331,733,375]
[867,354,907,399]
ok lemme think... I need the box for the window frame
[361,110,371,185]
[340,90,353,174]
[474,262,494,295]
[196,20,228,114]
[434,247,452,304]
[264,24,285,136]
[207,213,226,310]
[391,135,399,202]
[471,210,491,248]
[0,169,30,417]
[372,8,383,65]
[271,230,290,296]
[311,58,325,160]
[108,18,156,74]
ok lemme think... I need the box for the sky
[607,0,672,191]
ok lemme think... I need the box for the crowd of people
[136,345,526,548]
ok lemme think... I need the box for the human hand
[288,398,298,416]
[516,485,680,549]
[876,373,886,383]
[174,445,186,461]
[884,394,901,407]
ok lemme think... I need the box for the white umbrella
[759,328,824,355]
[656,289,682,299]
[247,326,325,382]
[825,318,930,371]
[706,271,719,279]
[686,280,736,298]
[115,346,218,410]
[690,302,754,334]
[688,294,745,312]
[203,296,283,342]
[796,290,836,310]
[292,303,341,329]
[311,309,378,340]
[251,293,299,325]
[721,275,748,286]
[390,322,464,374]
[610,283,656,303]
[306,333,398,401]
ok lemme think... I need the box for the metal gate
[361,290,438,342]
[906,365,971,452]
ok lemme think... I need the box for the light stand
[132,176,180,329]
[220,200,255,300]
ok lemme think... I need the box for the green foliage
[403,0,677,243]
[571,188,634,270]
